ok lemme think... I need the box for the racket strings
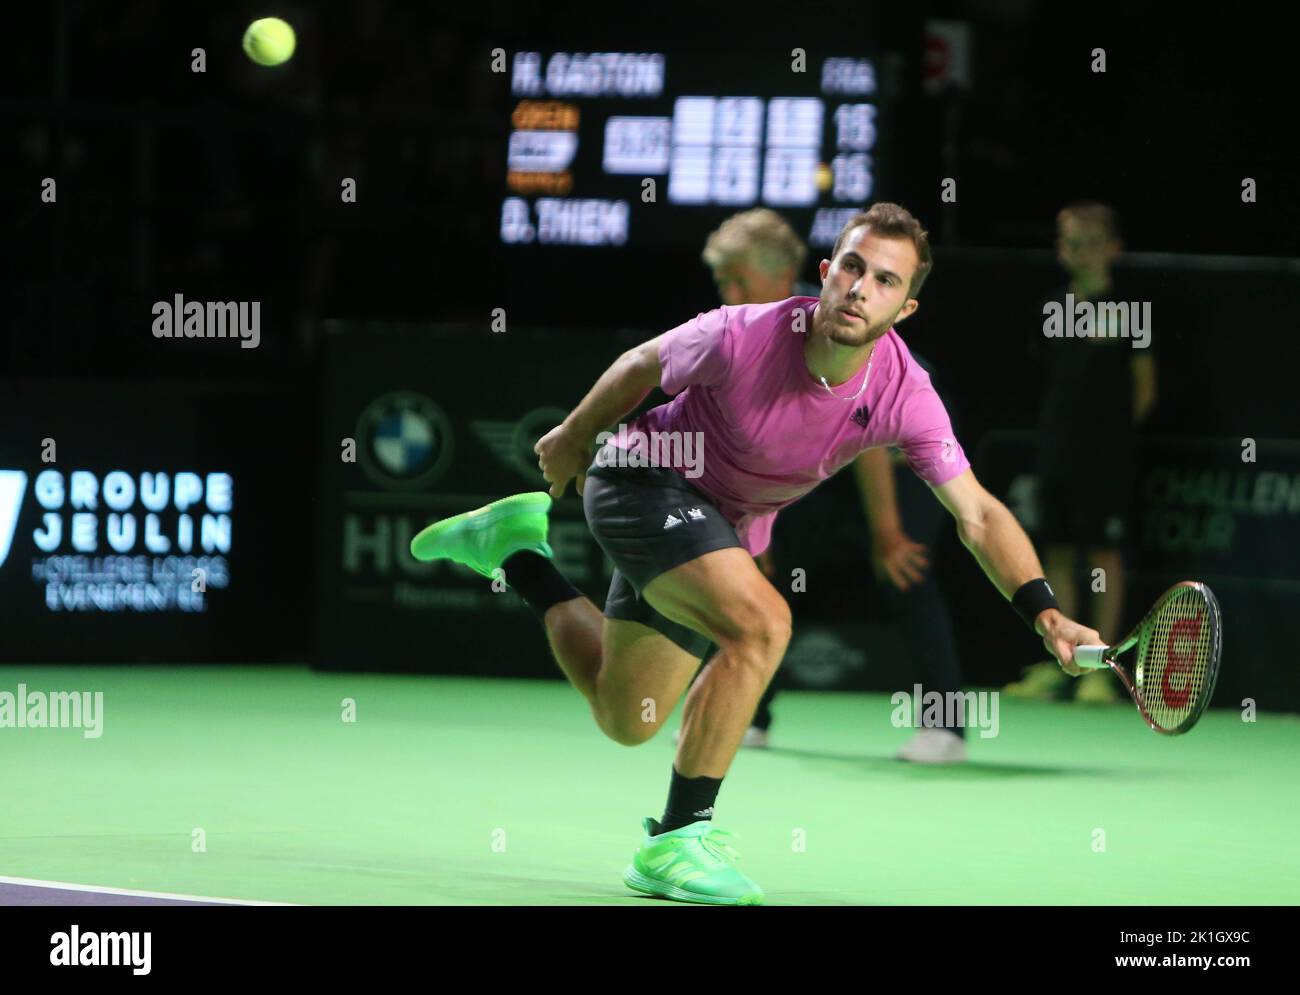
[1136,588,1214,731]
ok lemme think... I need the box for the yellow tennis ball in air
[242,17,296,67]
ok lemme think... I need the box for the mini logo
[941,437,957,463]
[850,405,871,428]
[687,508,705,521]
[663,514,683,529]
[469,406,569,484]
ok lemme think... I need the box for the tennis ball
[242,17,296,67]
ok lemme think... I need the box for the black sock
[501,551,581,618]
[658,767,723,834]
[917,686,967,740]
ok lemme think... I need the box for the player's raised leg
[409,491,601,695]
[410,492,703,735]
[591,617,707,744]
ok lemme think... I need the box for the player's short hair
[831,202,933,298]
[1057,202,1122,241]
[702,208,808,276]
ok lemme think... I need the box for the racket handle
[1074,644,1110,670]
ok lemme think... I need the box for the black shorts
[1037,462,1133,548]
[582,444,742,658]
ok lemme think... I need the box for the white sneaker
[673,726,770,749]
[896,728,967,764]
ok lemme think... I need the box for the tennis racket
[1074,581,1222,735]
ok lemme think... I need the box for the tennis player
[412,203,1102,905]
[694,207,969,762]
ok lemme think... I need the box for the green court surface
[2,665,1298,905]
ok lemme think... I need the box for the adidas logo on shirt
[850,404,871,428]
[664,514,683,529]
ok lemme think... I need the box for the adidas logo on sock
[663,514,683,529]
[693,806,714,819]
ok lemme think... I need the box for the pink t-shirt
[614,296,970,555]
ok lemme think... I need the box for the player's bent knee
[616,728,658,747]
[592,698,662,747]
[602,717,660,747]
[714,592,791,649]
[769,599,793,646]
[746,599,792,655]
[718,611,791,677]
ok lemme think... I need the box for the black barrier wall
[313,323,630,676]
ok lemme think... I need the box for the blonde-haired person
[703,208,810,306]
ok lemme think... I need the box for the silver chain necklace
[819,360,872,401]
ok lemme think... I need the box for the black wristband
[1012,578,1059,631]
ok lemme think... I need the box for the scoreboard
[500,51,890,251]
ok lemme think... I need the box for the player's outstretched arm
[534,335,665,498]
[931,469,1101,674]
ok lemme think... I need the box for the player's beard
[825,306,897,347]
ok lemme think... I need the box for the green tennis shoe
[409,491,554,578]
[623,818,765,906]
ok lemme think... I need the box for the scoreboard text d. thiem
[501,51,884,249]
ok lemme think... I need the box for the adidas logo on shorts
[664,514,683,529]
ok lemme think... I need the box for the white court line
[0,875,293,906]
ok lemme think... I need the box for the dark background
[3,2,1297,706]
[6,0,1298,369]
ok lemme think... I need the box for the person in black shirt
[1006,203,1157,703]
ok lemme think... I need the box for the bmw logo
[356,391,453,490]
